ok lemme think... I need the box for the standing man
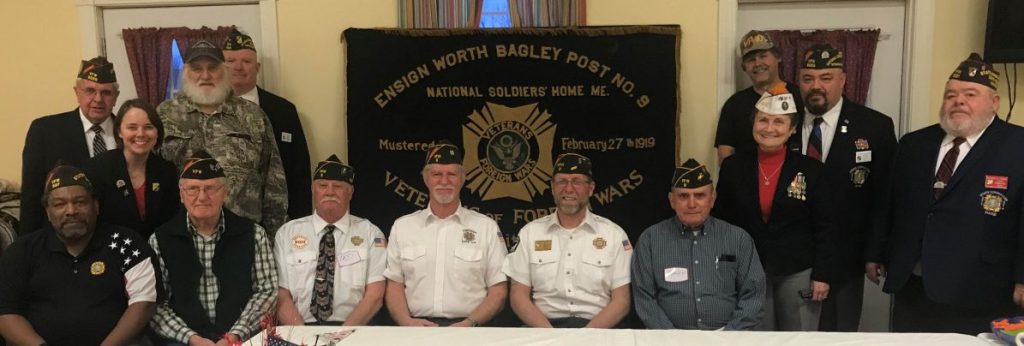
[158,40,288,234]
[792,44,896,332]
[0,165,158,345]
[275,154,387,326]
[149,151,278,344]
[384,141,507,327]
[503,153,632,328]
[21,57,119,234]
[632,159,766,330]
[868,53,1024,334]
[715,30,802,163]
[223,29,312,220]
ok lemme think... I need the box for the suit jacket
[19,109,98,234]
[83,150,181,240]
[257,87,312,220]
[713,151,838,283]
[790,100,897,279]
[878,118,1024,309]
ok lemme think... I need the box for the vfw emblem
[463,102,557,201]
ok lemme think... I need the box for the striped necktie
[806,116,824,161]
[934,137,966,199]
[91,125,107,157]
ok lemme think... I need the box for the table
[246,326,994,346]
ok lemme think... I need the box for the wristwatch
[465,317,480,327]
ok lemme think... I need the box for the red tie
[934,137,966,199]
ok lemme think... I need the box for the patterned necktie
[934,137,966,199]
[91,125,107,157]
[310,224,336,322]
[806,116,824,162]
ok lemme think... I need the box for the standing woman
[712,82,837,331]
[84,99,180,240]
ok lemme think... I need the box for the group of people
[0,27,1020,346]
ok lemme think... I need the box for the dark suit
[19,109,103,234]
[790,100,897,331]
[714,152,837,283]
[82,150,180,240]
[256,87,311,220]
[874,117,1024,333]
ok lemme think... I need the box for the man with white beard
[157,40,288,235]
[868,53,1024,334]
[503,153,633,328]
[384,141,508,327]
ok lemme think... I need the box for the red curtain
[765,29,880,105]
[122,28,175,107]
[509,0,586,27]
[398,0,484,28]
[171,26,236,57]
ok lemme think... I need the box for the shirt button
[566,271,571,275]
[568,289,572,293]
[696,298,701,302]
[696,281,701,285]
[694,260,699,264]
[698,318,703,322]
[73,269,78,274]
[568,253,572,257]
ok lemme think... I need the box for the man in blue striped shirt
[632,158,766,330]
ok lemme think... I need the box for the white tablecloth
[246,326,993,346]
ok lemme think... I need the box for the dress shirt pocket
[580,251,613,294]
[285,251,317,296]
[400,245,428,279]
[453,246,484,284]
[161,130,192,161]
[530,252,560,292]
[715,260,739,293]
[342,249,369,288]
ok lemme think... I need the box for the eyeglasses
[181,184,225,197]
[552,178,590,188]
[78,87,117,98]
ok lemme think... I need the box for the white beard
[182,78,231,106]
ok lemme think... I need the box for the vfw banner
[344,26,679,244]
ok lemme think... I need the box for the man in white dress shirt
[275,154,386,326]
[504,153,632,328]
[384,141,508,327]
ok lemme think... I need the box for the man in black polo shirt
[0,165,159,346]
[149,150,278,345]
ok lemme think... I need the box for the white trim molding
[75,0,281,91]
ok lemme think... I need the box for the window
[166,38,184,99]
[480,0,511,28]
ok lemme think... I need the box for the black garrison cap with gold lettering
[314,154,355,184]
[180,150,225,180]
[78,56,116,83]
[425,140,463,165]
[223,28,256,51]
[672,158,712,189]
[45,165,93,194]
[949,53,1000,90]
[553,152,593,178]
[802,43,844,70]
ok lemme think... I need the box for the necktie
[310,224,336,322]
[933,137,966,199]
[91,125,107,157]
[807,116,824,161]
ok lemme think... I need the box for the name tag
[664,267,688,282]
[855,150,872,163]
[281,132,293,143]
[337,249,361,267]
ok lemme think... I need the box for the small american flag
[373,237,387,247]
[265,335,299,346]
[622,239,633,251]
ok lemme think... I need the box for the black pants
[548,317,591,328]
[415,316,467,326]
[893,275,1016,335]
[819,271,864,332]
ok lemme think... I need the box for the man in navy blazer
[867,53,1024,334]
[20,57,119,234]
[790,44,897,332]
[223,29,312,221]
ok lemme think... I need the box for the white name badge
[664,267,688,282]
[855,150,872,163]
[337,249,361,267]
[281,132,293,143]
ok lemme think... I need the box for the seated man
[503,153,632,328]
[0,165,158,345]
[275,155,386,325]
[632,159,766,330]
[149,150,277,345]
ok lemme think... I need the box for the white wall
[737,0,906,332]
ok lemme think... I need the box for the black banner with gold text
[344,26,679,243]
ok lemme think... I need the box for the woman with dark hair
[84,99,180,239]
[712,82,837,331]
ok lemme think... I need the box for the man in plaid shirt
[149,150,278,345]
